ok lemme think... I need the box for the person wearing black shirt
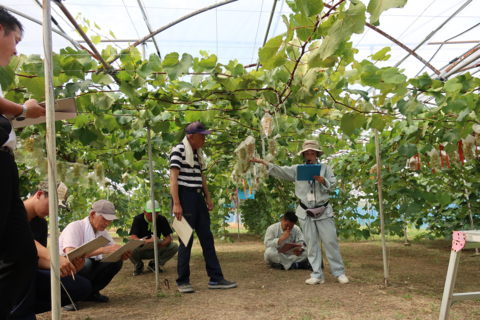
[129,200,178,276]
[0,7,47,319]
[10,182,91,318]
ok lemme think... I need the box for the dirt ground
[38,233,480,320]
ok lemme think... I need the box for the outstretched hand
[249,158,268,167]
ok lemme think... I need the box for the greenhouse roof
[3,0,480,80]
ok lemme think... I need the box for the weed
[344,259,351,268]
[174,292,182,298]
[403,293,412,300]
[156,292,169,298]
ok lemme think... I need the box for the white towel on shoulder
[182,136,206,170]
[83,216,102,261]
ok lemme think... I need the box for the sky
[3,0,480,80]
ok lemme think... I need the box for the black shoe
[86,292,109,303]
[147,261,163,273]
[296,259,311,270]
[272,263,285,270]
[208,279,237,289]
[62,303,79,311]
[133,267,143,276]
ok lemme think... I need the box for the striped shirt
[170,142,204,188]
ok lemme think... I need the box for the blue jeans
[176,186,223,285]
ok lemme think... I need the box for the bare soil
[38,233,480,320]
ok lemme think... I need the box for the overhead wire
[122,0,141,39]
[250,0,265,64]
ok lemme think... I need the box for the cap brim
[297,148,325,156]
[197,129,212,135]
[100,213,118,221]
[145,208,161,213]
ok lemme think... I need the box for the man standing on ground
[170,121,236,293]
[250,140,349,285]
[264,211,310,271]
[10,182,91,318]
[59,200,131,303]
[0,7,46,319]
[129,200,179,276]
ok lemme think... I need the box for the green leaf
[91,73,114,85]
[0,64,16,89]
[457,107,471,122]
[151,121,170,133]
[436,192,452,207]
[383,67,407,84]
[397,143,417,158]
[162,53,193,80]
[302,69,319,90]
[444,78,462,93]
[91,35,101,45]
[294,0,324,17]
[316,2,366,60]
[367,0,407,24]
[198,54,217,73]
[443,129,459,143]
[76,127,97,146]
[103,115,120,132]
[422,191,436,204]
[370,114,386,131]
[340,113,364,136]
[370,46,391,61]
[292,13,315,41]
[259,34,288,70]
[137,62,154,79]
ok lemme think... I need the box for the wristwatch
[14,104,27,121]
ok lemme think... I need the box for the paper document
[297,164,322,181]
[12,97,78,128]
[101,240,145,263]
[278,243,303,255]
[140,238,166,251]
[64,236,110,260]
[172,217,193,245]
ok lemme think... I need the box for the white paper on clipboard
[12,97,78,128]
[172,218,193,245]
[100,240,145,263]
[63,236,110,260]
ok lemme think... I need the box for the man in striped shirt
[170,121,236,293]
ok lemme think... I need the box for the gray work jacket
[264,222,306,250]
[267,163,336,220]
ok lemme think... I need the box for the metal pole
[43,0,61,318]
[375,129,389,287]
[3,5,81,50]
[256,0,278,71]
[136,0,162,60]
[148,128,160,290]
[394,0,473,68]
[464,183,479,255]
[440,49,480,79]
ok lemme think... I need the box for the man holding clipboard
[250,140,348,285]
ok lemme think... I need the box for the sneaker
[305,277,324,285]
[85,292,109,303]
[208,279,237,289]
[337,274,349,284]
[272,263,284,270]
[62,303,79,312]
[133,268,143,276]
[147,261,164,273]
[293,260,311,270]
[178,283,194,293]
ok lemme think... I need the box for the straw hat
[297,140,324,156]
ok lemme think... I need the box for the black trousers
[10,269,91,319]
[0,152,37,319]
[77,258,123,295]
[176,186,224,286]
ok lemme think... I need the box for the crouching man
[265,211,310,270]
[59,200,131,304]
[129,200,178,276]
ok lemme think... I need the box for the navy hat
[185,121,212,135]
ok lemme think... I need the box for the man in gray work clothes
[264,211,310,270]
[251,140,348,285]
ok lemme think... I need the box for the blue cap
[185,121,212,135]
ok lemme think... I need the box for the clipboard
[140,239,166,251]
[12,97,78,128]
[172,217,193,245]
[100,240,145,263]
[63,236,110,260]
[278,243,303,255]
[296,164,321,181]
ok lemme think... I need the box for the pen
[65,253,75,281]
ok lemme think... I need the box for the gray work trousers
[299,216,345,279]
[129,242,179,270]
[264,247,308,270]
